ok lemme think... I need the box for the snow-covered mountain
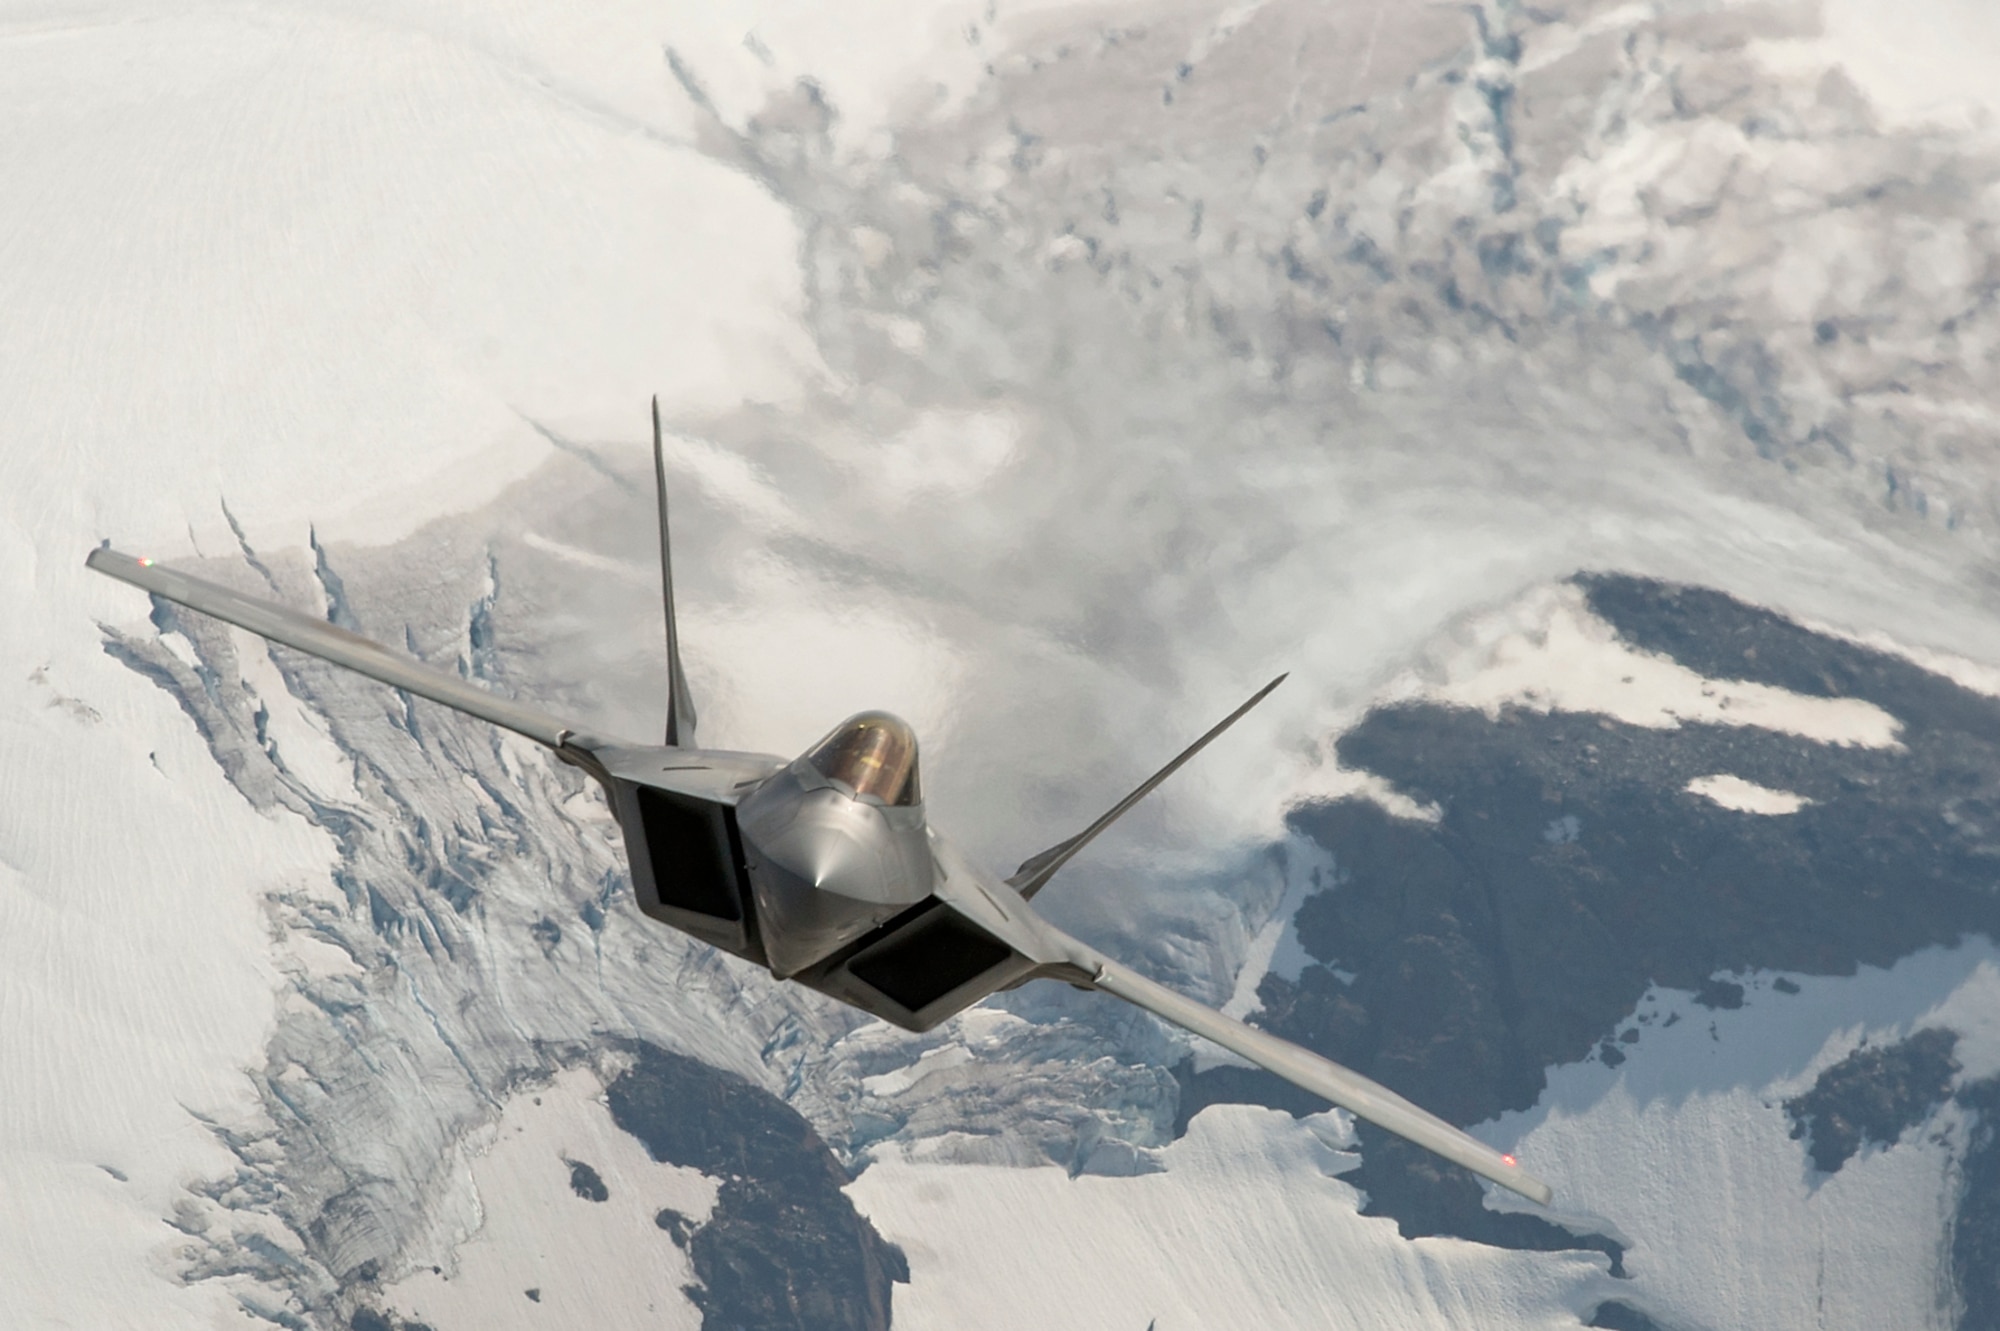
[8,0,2000,1328]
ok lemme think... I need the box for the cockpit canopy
[804,710,922,807]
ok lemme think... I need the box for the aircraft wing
[86,547,587,753]
[1077,946,1555,1204]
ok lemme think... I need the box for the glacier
[9,0,2000,1328]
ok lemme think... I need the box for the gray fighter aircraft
[87,402,1553,1205]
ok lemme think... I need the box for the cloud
[592,0,2000,951]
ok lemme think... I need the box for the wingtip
[1497,1154,1555,1206]
[84,544,138,572]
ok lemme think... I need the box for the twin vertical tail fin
[1006,673,1287,899]
[653,396,699,747]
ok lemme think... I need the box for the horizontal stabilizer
[1007,674,1286,899]
[86,547,586,753]
[1090,955,1553,1204]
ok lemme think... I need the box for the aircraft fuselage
[587,723,1064,1035]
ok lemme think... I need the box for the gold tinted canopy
[804,711,922,806]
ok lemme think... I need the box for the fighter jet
[87,401,1553,1205]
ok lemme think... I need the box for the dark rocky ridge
[337,1041,903,1331]
[565,1158,610,1202]
[605,1042,908,1331]
[1587,1301,1670,1331]
[1784,1027,1960,1174]
[1179,573,2000,1319]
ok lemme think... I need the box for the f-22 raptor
[88,402,1553,1205]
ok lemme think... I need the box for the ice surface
[0,6,816,559]
[0,538,327,1327]
[1757,0,2000,135]
[849,1104,1605,1331]
[1404,585,1903,749]
[382,1067,718,1331]
[839,864,1994,1330]
[0,0,998,1320]
[1490,941,2000,1331]
[14,0,2000,1326]
[1685,772,1812,814]
[1218,832,1332,1022]
[862,1044,975,1098]
[1291,582,1906,825]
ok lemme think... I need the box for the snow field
[849,1103,1604,1331]
[1754,0,2000,137]
[0,526,329,1329]
[10,0,2000,1324]
[0,0,812,557]
[384,1066,719,1330]
[1290,581,1894,827]
[849,943,2000,1331]
[1494,940,2000,1331]
[1684,772,1812,815]
[1397,584,1902,749]
[0,0,1043,1320]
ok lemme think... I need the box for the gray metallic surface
[589,747,784,963]
[592,743,786,805]
[650,395,698,747]
[1088,956,1556,1205]
[736,760,936,977]
[85,547,589,752]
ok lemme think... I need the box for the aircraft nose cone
[747,786,913,905]
[741,802,909,976]
[802,828,879,894]
[734,763,937,977]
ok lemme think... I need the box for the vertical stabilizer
[653,397,699,747]
[1006,674,1285,899]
